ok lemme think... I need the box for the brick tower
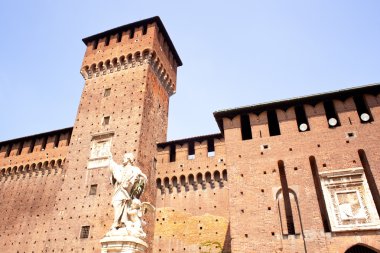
[44,17,182,252]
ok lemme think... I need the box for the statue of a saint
[109,153,147,233]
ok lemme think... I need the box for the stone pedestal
[100,233,148,253]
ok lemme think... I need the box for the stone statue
[107,152,154,239]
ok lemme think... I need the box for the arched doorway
[345,245,378,253]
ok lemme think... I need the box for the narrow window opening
[142,24,148,35]
[67,132,72,146]
[103,116,110,126]
[16,141,24,156]
[169,145,176,162]
[323,100,341,128]
[353,95,373,123]
[80,226,90,239]
[41,136,48,151]
[309,156,331,232]
[89,184,98,195]
[117,32,122,43]
[240,114,252,140]
[278,160,295,235]
[104,88,111,97]
[92,40,98,50]
[129,29,135,39]
[267,110,281,136]
[358,150,380,216]
[5,143,12,157]
[29,139,35,153]
[207,139,215,157]
[54,134,60,148]
[105,36,110,46]
[188,142,195,160]
[295,105,310,132]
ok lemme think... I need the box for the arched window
[345,244,378,253]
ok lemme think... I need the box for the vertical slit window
[353,95,373,123]
[16,141,24,156]
[5,144,12,157]
[105,36,110,46]
[54,134,60,148]
[142,24,148,35]
[323,100,340,128]
[309,156,331,232]
[117,32,122,43]
[169,144,176,162]
[240,114,252,140]
[278,160,295,235]
[41,136,47,151]
[358,150,380,216]
[129,29,135,39]
[267,110,281,136]
[295,105,310,132]
[188,142,195,160]
[29,139,35,153]
[93,40,98,50]
[207,139,215,157]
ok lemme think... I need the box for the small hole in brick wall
[263,171,267,174]
[238,155,241,158]
[241,174,244,177]
[272,169,276,173]
[289,148,293,151]
[263,144,269,149]
[245,234,248,238]
[241,209,245,213]
[346,140,350,143]
[348,132,354,137]
[323,163,327,167]
[294,167,298,171]
[317,144,320,147]
[268,207,271,210]
[240,191,244,195]
[271,232,275,236]
[261,189,264,192]
[353,160,356,164]
[261,152,264,155]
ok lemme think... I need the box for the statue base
[100,232,148,253]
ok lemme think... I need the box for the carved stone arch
[188,173,195,185]
[43,161,49,169]
[90,63,97,76]
[6,167,11,175]
[151,51,157,62]
[142,49,150,62]
[171,176,179,193]
[98,61,105,75]
[134,51,141,64]
[31,163,36,171]
[163,177,170,188]
[1,168,5,176]
[222,169,228,181]
[345,244,379,253]
[111,57,119,71]
[105,59,111,73]
[57,159,62,168]
[213,170,221,182]
[81,65,90,79]
[156,178,162,188]
[12,166,17,174]
[18,165,23,173]
[180,175,186,186]
[24,164,30,172]
[37,162,42,170]
[50,160,55,168]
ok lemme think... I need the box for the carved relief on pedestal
[320,167,380,232]
[87,132,114,169]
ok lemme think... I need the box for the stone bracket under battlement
[80,49,176,96]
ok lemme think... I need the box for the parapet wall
[154,134,231,253]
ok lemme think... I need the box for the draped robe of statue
[109,154,147,230]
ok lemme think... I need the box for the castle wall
[223,94,380,253]
[154,136,230,253]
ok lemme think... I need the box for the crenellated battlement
[81,16,181,96]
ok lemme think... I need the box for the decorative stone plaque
[87,132,114,169]
[320,167,380,232]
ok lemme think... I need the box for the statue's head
[123,152,135,165]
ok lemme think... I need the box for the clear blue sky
[0,1,379,142]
